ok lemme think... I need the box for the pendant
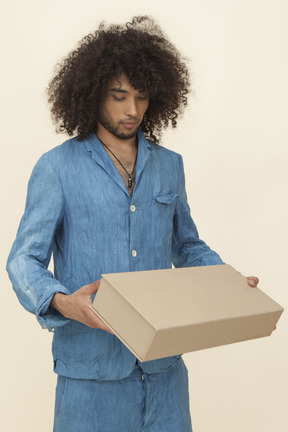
[128,176,132,188]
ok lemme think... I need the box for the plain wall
[1,1,287,431]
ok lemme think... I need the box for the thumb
[83,279,102,295]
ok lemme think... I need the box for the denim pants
[53,357,192,432]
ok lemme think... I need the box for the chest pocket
[154,193,178,205]
[153,193,179,233]
[148,193,179,240]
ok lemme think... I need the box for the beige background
[1,0,287,431]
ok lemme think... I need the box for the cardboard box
[90,264,284,362]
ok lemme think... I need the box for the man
[7,16,258,432]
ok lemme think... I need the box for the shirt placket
[129,202,139,270]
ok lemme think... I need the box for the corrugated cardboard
[90,264,284,362]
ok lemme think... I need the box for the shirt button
[141,374,145,380]
[131,250,137,257]
[130,205,136,212]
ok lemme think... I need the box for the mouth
[121,121,139,130]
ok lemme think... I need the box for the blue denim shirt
[7,131,223,379]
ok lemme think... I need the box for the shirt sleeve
[172,155,225,268]
[6,153,71,331]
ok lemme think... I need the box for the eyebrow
[109,88,147,94]
[109,88,128,93]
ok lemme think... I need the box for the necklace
[98,138,138,189]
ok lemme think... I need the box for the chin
[117,130,138,140]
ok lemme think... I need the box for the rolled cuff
[37,286,71,331]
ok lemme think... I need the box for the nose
[125,97,138,118]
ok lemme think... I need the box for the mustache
[120,117,139,123]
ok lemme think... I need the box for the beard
[97,110,139,140]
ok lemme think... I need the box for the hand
[50,280,113,333]
[246,276,259,287]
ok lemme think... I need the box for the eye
[112,95,125,102]
[137,95,148,101]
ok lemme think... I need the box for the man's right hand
[50,280,113,333]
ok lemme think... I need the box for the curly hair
[47,16,191,143]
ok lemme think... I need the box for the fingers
[87,308,113,333]
[247,276,259,287]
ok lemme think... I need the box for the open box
[90,264,283,362]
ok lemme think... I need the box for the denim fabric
[7,131,223,379]
[53,357,192,432]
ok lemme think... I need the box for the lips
[121,122,138,130]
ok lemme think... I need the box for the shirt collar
[84,130,152,197]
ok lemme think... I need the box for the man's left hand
[246,276,259,287]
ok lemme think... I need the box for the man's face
[97,74,149,140]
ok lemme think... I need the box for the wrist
[50,292,68,313]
